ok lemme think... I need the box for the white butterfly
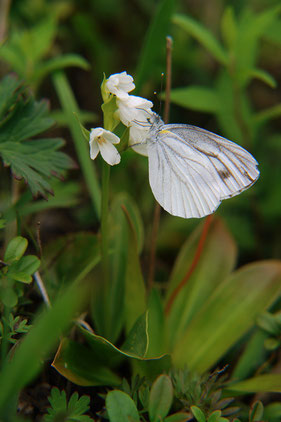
[144,113,259,219]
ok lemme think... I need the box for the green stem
[100,161,110,335]
[101,162,110,283]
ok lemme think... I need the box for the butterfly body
[146,113,259,219]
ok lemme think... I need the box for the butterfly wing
[147,124,259,219]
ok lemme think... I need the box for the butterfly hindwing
[147,123,259,219]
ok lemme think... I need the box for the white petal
[106,71,135,98]
[89,139,99,160]
[99,140,121,166]
[117,95,153,127]
[90,127,104,141]
[103,130,120,145]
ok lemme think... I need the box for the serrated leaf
[0,78,74,196]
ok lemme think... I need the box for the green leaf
[191,406,206,422]
[168,85,220,113]
[0,78,74,197]
[173,14,228,65]
[220,7,237,50]
[106,390,140,422]
[264,402,281,420]
[52,71,101,218]
[44,387,93,422]
[135,0,177,93]
[231,330,268,381]
[227,374,281,394]
[165,218,237,349]
[256,312,281,336]
[123,205,146,334]
[244,68,277,88]
[148,375,173,422]
[0,75,23,118]
[4,236,28,263]
[122,313,149,358]
[164,412,191,422]
[0,286,18,308]
[0,282,88,412]
[147,288,165,356]
[52,338,121,387]
[35,54,89,86]
[7,255,40,283]
[172,260,281,373]
[249,401,264,422]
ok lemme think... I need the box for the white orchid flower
[89,128,121,166]
[105,71,135,99]
[116,95,153,127]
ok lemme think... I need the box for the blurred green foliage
[1,0,281,421]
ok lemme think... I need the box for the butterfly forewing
[147,122,259,219]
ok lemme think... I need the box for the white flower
[89,128,121,166]
[116,95,153,127]
[105,71,135,99]
[129,126,149,156]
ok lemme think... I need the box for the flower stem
[101,161,110,286]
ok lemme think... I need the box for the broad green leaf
[52,71,101,218]
[52,339,121,387]
[173,14,228,65]
[165,218,237,349]
[147,288,165,356]
[227,374,281,394]
[106,390,140,422]
[52,319,170,386]
[135,0,177,93]
[172,260,281,372]
[4,236,28,263]
[0,282,88,411]
[123,205,146,334]
[149,375,173,422]
[122,313,149,358]
[168,86,220,113]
